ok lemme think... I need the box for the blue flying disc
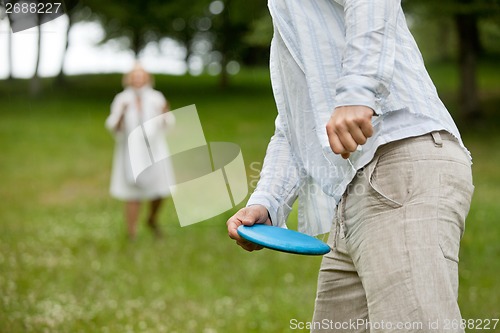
[237,224,331,256]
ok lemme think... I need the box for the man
[227,0,474,332]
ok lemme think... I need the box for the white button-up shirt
[247,0,471,235]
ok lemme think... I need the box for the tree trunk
[218,0,231,89]
[132,31,141,59]
[455,12,481,121]
[7,22,13,80]
[30,16,42,97]
[4,15,14,80]
[219,54,229,89]
[436,20,452,62]
[56,14,72,85]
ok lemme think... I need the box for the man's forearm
[335,0,401,114]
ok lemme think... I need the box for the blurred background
[1,0,499,332]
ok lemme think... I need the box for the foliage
[403,0,500,119]
[403,0,500,58]
[86,0,176,55]
[85,0,270,70]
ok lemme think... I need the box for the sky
[0,15,189,79]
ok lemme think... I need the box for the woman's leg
[147,198,164,238]
[125,201,141,240]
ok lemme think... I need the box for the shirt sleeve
[105,93,127,134]
[334,0,400,115]
[246,114,301,227]
[151,90,175,128]
[155,90,167,111]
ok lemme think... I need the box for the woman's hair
[122,63,155,88]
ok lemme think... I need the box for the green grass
[0,65,499,332]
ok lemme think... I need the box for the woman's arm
[105,93,127,133]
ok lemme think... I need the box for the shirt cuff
[334,75,390,115]
[246,190,283,228]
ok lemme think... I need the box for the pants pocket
[367,152,414,209]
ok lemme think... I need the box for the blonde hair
[122,63,155,88]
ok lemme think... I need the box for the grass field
[0,64,499,332]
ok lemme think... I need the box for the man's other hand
[326,106,374,159]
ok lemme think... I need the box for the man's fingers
[239,207,265,225]
[327,128,358,157]
[329,132,352,159]
[337,120,371,154]
[226,206,270,252]
[326,106,375,158]
[228,216,260,251]
[227,215,243,241]
[328,130,347,155]
[337,130,359,152]
[341,152,351,159]
[236,239,263,252]
[359,117,374,138]
[346,122,368,146]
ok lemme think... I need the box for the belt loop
[431,131,443,147]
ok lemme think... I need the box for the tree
[86,0,269,87]
[0,4,13,80]
[30,11,42,96]
[7,18,12,80]
[209,0,268,87]
[455,0,482,120]
[87,0,193,58]
[403,0,500,121]
[55,0,84,85]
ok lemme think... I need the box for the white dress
[105,86,175,201]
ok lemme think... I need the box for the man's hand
[326,106,374,159]
[226,205,272,252]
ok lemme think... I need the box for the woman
[105,63,175,240]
